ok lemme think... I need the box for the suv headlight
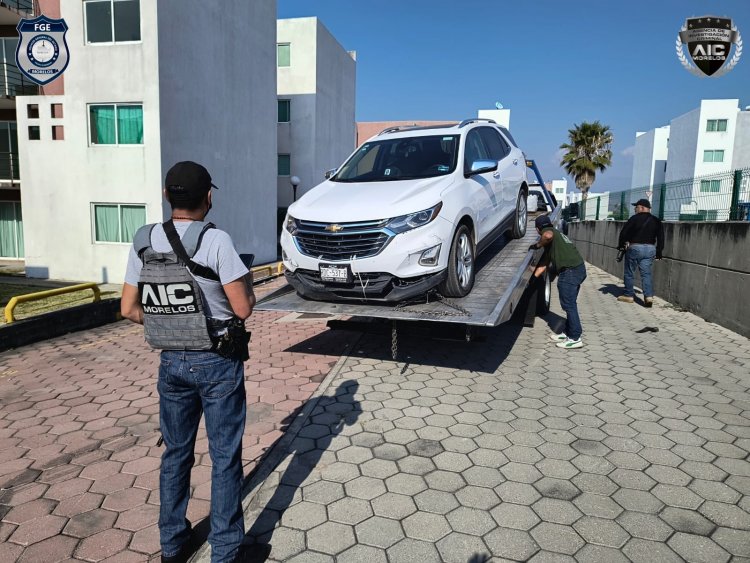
[284,214,298,235]
[385,202,443,234]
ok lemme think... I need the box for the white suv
[281,119,529,302]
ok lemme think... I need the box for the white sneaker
[557,338,583,349]
[549,333,567,342]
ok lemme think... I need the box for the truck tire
[510,188,527,239]
[536,268,552,315]
[439,224,475,297]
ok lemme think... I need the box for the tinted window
[86,1,113,43]
[464,129,491,172]
[498,126,519,147]
[113,0,141,42]
[478,127,510,161]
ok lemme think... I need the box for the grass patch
[0,283,120,324]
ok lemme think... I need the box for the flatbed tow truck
[256,160,561,359]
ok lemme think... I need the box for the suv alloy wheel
[438,224,475,297]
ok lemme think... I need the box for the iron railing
[0,151,19,182]
[0,62,38,97]
[564,168,750,222]
[0,1,34,15]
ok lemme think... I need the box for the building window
[700,179,721,193]
[28,126,40,140]
[703,150,725,163]
[278,99,291,123]
[0,121,18,180]
[278,154,290,176]
[51,103,64,118]
[706,119,728,132]
[0,201,23,258]
[27,104,39,119]
[52,126,64,140]
[93,203,146,243]
[89,104,143,145]
[277,43,290,67]
[84,0,141,44]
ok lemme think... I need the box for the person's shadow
[240,380,361,561]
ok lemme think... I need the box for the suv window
[498,126,518,147]
[478,127,510,161]
[464,129,491,172]
[334,135,459,182]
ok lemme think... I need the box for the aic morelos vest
[133,220,223,350]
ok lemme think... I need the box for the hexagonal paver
[531,522,585,555]
[387,538,440,563]
[495,482,541,505]
[356,516,404,548]
[573,516,630,548]
[661,507,716,536]
[712,527,750,558]
[344,476,387,500]
[436,532,489,563]
[617,511,674,542]
[483,527,539,561]
[491,502,541,530]
[446,507,495,536]
[328,497,373,525]
[338,544,387,563]
[573,492,624,519]
[576,544,630,563]
[532,497,583,525]
[8,514,66,546]
[667,532,730,563]
[372,443,408,461]
[371,492,417,520]
[433,452,473,473]
[414,489,460,515]
[62,508,118,538]
[425,470,466,493]
[402,511,451,542]
[700,501,750,530]
[302,480,345,504]
[534,477,581,501]
[280,502,327,530]
[623,538,683,563]
[74,528,131,561]
[306,521,356,555]
[263,527,305,561]
[384,473,427,495]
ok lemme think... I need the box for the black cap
[165,161,218,200]
[535,215,553,230]
[632,198,651,209]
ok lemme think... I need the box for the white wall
[157,0,278,265]
[631,126,669,189]
[276,17,356,207]
[478,109,510,128]
[732,111,750,170]
[694,99,738,177]
[666,108,700,183]
[18,0,162,282]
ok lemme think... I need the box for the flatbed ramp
[256,219,543,327]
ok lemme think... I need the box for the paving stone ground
[201,265,749,563]
[2,265,750,562]
[0,279,359,562]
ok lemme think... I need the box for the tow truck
[256,160,561,359]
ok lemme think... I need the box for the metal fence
[0,152,19,182]
[565,167,750,222]
[0,1,34,14]
[0,62,38,98]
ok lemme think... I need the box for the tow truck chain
[393,291,471,318]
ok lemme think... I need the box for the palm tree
[559,121,613,200]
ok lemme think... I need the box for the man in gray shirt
[121,161,255,563]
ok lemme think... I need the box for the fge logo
[676,16,743,77]
[139,282,197,314]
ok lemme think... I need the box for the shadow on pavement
[238,380,362,561]
[598,283,626,297]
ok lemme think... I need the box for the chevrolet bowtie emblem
[325,224,344,232]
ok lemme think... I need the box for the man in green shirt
[529,215,587,349]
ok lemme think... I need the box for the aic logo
[676,16,743,77]
[140,283,197,314]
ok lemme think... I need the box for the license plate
[319,264,350,283]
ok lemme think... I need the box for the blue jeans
[158,350,246,563]
[557,263,587,340]
[624,244,656,298]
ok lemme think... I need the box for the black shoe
[234,543,272,563]
[161,548,190,563]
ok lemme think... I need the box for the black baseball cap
[535,215,553,230]
[165,161,218,201]
[632,198,651,208]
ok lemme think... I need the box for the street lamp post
[290,176,300,202]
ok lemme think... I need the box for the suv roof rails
[377,123,457,136]
[458,118,497,128]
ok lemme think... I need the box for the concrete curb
[191,330,363,562]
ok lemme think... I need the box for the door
[478,127,514,226]
[463,128,499,240]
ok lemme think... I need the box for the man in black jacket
[617,199,664,307]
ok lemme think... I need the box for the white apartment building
[16,0,278,283]
[545,179,567,204]
[276,17,356,208]
[630,99,750,221]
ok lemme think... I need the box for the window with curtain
[90,104,142,145]
[278,100,291,122]
[93,203,145,243]
[0,201,23,258]
[85,0,141,44]
[706,119,728,132]
[278,154,291,176]
[700,179,721,193]
[703,150,725,163]
[277,43,290,67]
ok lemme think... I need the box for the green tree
[559,121,613,201]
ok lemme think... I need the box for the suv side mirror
[467,159,498,177]
[324,168,337,179]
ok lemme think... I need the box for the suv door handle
[493,171,501,179]
[513,159,518,166]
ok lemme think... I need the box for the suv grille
[294,219,392,260]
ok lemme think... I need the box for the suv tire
[536,268,552,315]
[510,188,527,239]
[439,224,475,297]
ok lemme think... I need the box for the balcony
[0,62,38,107]
[0,1,33,24]
[0,151,19,185]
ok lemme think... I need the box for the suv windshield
[333,135,460,182]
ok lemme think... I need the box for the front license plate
[319,264,350,283]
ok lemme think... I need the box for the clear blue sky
[278,0,749,194]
